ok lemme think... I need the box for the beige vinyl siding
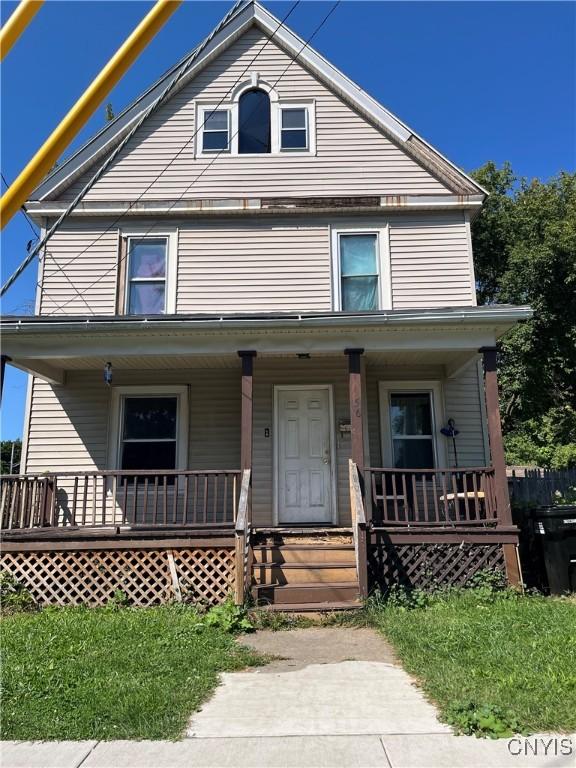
[442,361,488,467]
[177,217,331,312]
[25,369,241,476]
[38,212,476,316]
[39,218,118,315]
[389,212,475,308]
[56,28,449,203]
[365,362,486,468]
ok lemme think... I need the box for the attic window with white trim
[239,88,271,153]
[280,107,308,150]
[202,109,230,152]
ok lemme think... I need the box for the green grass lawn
[0,605,263,741]
[368,591,576,735]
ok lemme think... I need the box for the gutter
[1,306,534,335]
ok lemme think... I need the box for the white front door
[276,386,334,524]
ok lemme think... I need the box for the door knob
[323,450,330,465]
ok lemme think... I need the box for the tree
[471,165,576,468]
[1,440,21,474]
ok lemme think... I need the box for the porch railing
[349,460,368,598]
[364,467,498,527]
[0,470,242,531]
[234,469,252,605]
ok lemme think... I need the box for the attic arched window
[238,89,271,154]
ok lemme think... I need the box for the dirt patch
[238,626,398,673]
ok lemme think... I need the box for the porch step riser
[252,547,355,565]
[253,565,357,585]
[254,583,360,605]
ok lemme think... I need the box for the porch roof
[1,305,532,385]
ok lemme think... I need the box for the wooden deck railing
[234,469,252,605]
[349,460,368,599]
[0,470,242,531]
[365,467,498,527]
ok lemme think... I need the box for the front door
[276,386,334,524]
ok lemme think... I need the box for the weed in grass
[204,598,253,633]
[0,571,36,614]
[446,701,522,739]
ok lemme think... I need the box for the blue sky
[1,0,575,441]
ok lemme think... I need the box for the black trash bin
[534,506,576,594]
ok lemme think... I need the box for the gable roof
[30,0,486,202]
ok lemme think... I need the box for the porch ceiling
[1,306,531,385]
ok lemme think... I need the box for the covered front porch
[0,307,527,606]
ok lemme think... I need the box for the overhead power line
[1,0,253,297]
[44,0,341,316]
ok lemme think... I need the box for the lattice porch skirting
[368,540,507,591]
[0,547,235,606]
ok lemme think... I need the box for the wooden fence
[508,467,576,506]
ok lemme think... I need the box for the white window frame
[330,224,391,311]
[195,75,316,157]
[278,102,316,154]
[197,105,231,156]
[378,381,447,468]
[121,229,178,315]
[108,385,189,471]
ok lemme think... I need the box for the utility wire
[1,0,298,300]
[44,0,341,316]
[39,0,300,290]
[1,172,39,239]
[0,0,253,298]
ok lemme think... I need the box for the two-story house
[1,1,531,610]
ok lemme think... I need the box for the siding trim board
[27,194,485,219]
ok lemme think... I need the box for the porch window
[119,396,178,470]
[339,233,379,311]
[126,238,167,314]
[389,392,435,469]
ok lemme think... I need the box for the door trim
[273,384,338,526]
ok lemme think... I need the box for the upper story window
[196,76,315,157]
[126,238,167,314]
[202,109,230,152]
[331,227,391,312]
[339,234,379,311]
[280,107,308,150]
[239,89,271,154]
[118,231,177,315]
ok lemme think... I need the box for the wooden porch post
[1,355,10,403]
[480,346,521,585]
[238,351,256,471]
[345,348,365,470]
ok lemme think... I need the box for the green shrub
[0,571,36,614]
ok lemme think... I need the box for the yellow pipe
[0,0,44,61]
[1,0,182,228]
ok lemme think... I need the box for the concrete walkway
[2,627,575,768]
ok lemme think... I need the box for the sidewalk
[2,628,574,768]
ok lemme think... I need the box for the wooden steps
[250,529,360,610]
